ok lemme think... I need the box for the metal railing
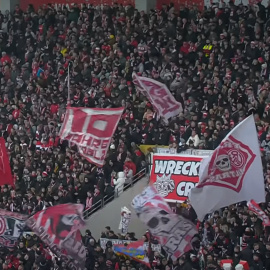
[83,168,147,219]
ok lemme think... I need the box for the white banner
[99,238,161,252]
[132,73,182,121]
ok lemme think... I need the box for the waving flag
[114,240,150,268]
[59,107,124,166]
[132,73,182,121]
[119,207,131,234]
[0,137,14,187]
[26,204,86,270]
[132,186,197,260]
[189,115,265,221]
[0,210,27,248]
[247,200,270,226]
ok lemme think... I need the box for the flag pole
[67,63,71,107]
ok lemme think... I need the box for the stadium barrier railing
[83,168,147,219]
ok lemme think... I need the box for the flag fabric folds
[26,204,86,270]
[119,206,131,234]
[113,240,151,268]
[189,115,265,221]
[132,186,197,260]
[0,137,14,186]
[247,200,270,226]
[0,210,27,248]
[132,73,182,121]
[59,107,124,166]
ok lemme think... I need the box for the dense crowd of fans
[0,0,270,269]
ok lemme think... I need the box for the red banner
[0,137,14,187]
[20,0,205,12]
[19,0,135,11]
[150,155,203,202]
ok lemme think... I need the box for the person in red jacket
[123,158,136,184]
[0,52,11,65]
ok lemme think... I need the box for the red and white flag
[26,204,86,270]
[132,73,182,121]
[189,115,265,221]
[247,200,270,226]
[59,107,124,166]
[0,137,14,187]
[132,186,197,260]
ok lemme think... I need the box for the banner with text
[133,73,182,121]
[99,238,161,252]
[150,154,204,202]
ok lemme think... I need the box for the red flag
[59,107,124,166]
[0,137,13,187]
[247,200,270,226]
[26,204,86,270]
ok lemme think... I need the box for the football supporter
[1,1,270,269]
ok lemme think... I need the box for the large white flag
[189,115,265,221]
[132,186,197,260]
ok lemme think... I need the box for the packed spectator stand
[0,1,270,269]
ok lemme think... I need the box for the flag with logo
[0,137,14,186]
[132,73,182,121]
[113,240,151,268]
[59,107,124,166]
[189,115,265,221]
[0,210,27,248]
[132,186,197,260]
[26,204,86,270]
[119,207,131,234]
[247,200,270,226]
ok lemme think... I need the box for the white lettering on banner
[60,107,124,165]
[177,182,196,197]
[208,169,244,183]
[156,148,170,154]
[154,160,200,176]
[99,238,161,252]
[191,150,213,156]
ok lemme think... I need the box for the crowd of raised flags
[0,76,266,270]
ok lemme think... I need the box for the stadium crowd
[0,0,270,269]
